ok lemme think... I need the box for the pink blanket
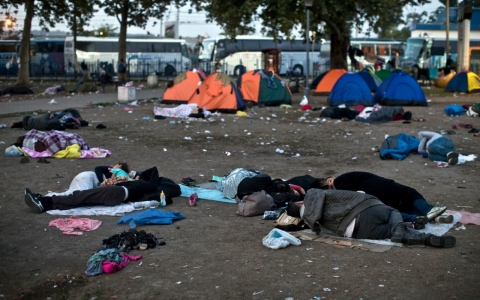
[49,216,102,235]
[102,254,142,274]
[446,210,480,225]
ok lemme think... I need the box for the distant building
[410,7,480,39]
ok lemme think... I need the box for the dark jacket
[303,189,383,236]
[333,171,424,211]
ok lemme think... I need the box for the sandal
[181,177,196,185]
[413,118,426,122]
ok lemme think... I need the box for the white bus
[320,38,404,71]
[197,35,323,76]
[64,36,192,76]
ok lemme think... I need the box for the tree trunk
[117,0,128,63]
[17,0,34,86]
[330,32,348,70]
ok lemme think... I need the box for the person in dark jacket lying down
[287,189,456,248]
[9,108,88,131]
[319,171,453,225]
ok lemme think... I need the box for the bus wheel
[292,64,304,75]
[165,64,176,76]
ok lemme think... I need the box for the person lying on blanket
[24,167,160,213]
[9,108,88,131]
[46,163,142,197]
[318,171,453,225]
[286,189,456,248]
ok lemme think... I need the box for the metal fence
[0,59,189,81]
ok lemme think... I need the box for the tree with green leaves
[192,0,430,69]
[80,24,120,37]
[98,0,179,64]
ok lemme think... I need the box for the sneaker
[189,193,198,206]
[435,215,454,224]
[414,216,429,225]
[448,158,458,166]
[427,235,456,248]
[426,206,447,221]
[25,188,44,213]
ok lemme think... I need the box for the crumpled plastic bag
[5,145,23,157]
[262,228,301,249]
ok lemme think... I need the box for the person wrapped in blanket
[9,108,88,131]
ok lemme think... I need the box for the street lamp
[304,0,313,101]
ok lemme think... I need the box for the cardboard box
[118,86,136,103]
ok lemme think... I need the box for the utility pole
[446,0,450,61]
[176,8,179,39]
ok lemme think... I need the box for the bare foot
[9,122,14,128]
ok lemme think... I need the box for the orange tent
[239,70,292,106]
[188,72,245,112]
[313,69,347,94]
[162,71,203,104]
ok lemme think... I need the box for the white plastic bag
[262,228,301,249]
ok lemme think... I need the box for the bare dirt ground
[0,86,480,300]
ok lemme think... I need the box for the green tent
[375,69,393,81]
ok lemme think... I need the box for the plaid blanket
[23,129,89,154]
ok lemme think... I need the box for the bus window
[153,43,165,52]
[376,44,389,56]
[128,42,151,53]
[65,41,73,48]
[95,42,116,52]
[77,41,95,52]
[181,44,189,58]
[0,42,16,53]
[165,43,181,53]
[361,44,375,55]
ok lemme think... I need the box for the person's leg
[412,199,434,216]
[95,166,112,183]
[354,205,394,240]
[427,137,455,162]
[25,186,126,212]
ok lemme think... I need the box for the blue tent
[328,73,375,106]
[357,69,382,92]
[374,71,427,106]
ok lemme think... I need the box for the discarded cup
[169,121,176,125]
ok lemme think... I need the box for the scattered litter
[202,149,207,152]
[142,117,151,121]
[163,148,167,151]
[276,148,285,154]
[176,281,182,284]
[0,124,7,128]
[138,261,143,266]
[351,157,357,160]
[131,276,142,279]
[332,267,339,270]
[323,288,331,292]
[225,151,231,156]
[204,130,211,134]
[123,107,133,112]
[48,99,57,104]
[253,290,264,296]
[184,137,192,140]
[119,137,123,139]
[379,284,385,287]
[455,225,466,231]
[436,162,449,168]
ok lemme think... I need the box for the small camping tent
[328,73,375,107]
[433,71,456,89]
[357,69,382,92]
[188,72,245,112]
[374,71,427,106]
[445,71,480,93]
[162,71,204,104]
[313,69,347,94]
[375,69,392,81]
[238,70,292,106]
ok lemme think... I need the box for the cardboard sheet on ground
[293,213,461,253]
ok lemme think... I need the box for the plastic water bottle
[160,190,166,206]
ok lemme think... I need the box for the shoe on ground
[427,235,456,248]
[448,158,458,165]
[435,215,454,224]
[414,216,429,225]
[25,188,44,213]
[447,152,459,159]
[427,206,447,221]
[402,235,424,246]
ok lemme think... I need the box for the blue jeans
[427,137,455,162]
[400,199,434,222]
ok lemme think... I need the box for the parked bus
[320,38,404,71]
[64,36,192,76]
[400,36,480,73]
[0,38,65,76]
[197,35,323,76]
